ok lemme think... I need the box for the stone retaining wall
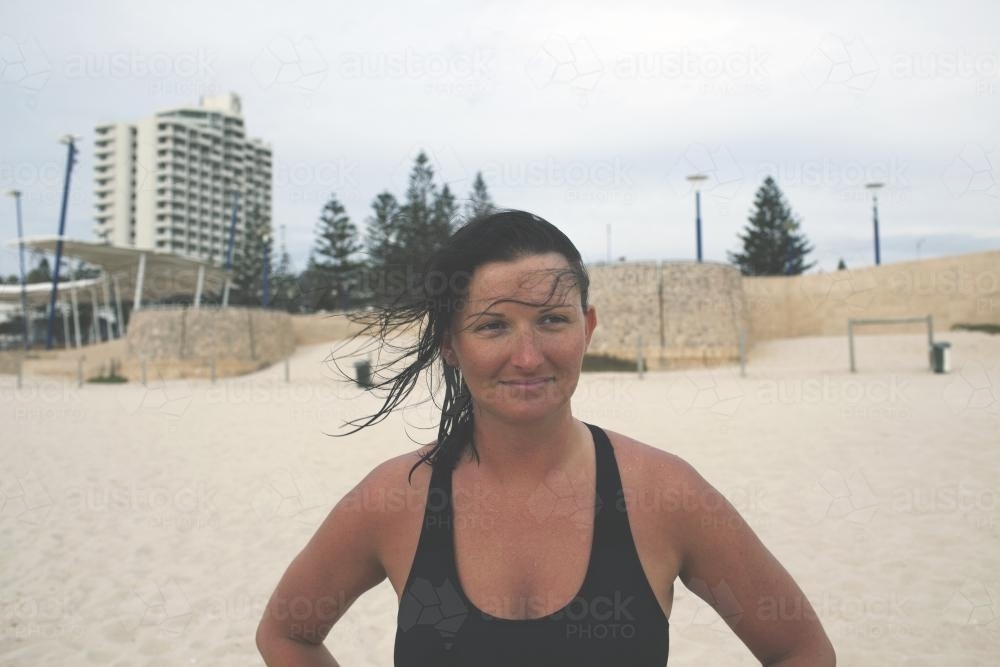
[587,261,745,369]
[126,307,295,365]
[744,250,1000,339]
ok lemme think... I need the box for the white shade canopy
[1,236,232,305]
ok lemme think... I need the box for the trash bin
[931,342,951,374]
[354,360,372,388]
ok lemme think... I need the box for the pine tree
[465,171,495,220]
[397,151,439,267]
[26,255,52,284]
[432,184,459,240]
[232,205,272,304]
[728,177,814,276]
[361,191,402,303]
[311,193,362,310]
[364,191,402,268]
[269,225,298,312]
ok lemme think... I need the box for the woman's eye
[477,321,505,332]
[542,315,568,324]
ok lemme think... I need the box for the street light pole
[7,189,30,350]
[687,174,708,262]
[222,190,239,308]
[865,182,884,266]
[46,135,79,350]
[261,232,271,308]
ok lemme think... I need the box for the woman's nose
[511,330,544,369]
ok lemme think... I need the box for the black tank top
[394,422,670,666]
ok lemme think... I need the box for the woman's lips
[500,378,552,387]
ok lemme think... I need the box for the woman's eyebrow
[464,310,504,321]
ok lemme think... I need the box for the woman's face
[441,252,597,423]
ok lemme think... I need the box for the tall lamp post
[865,181,884,266]
[261,231,271,308]
[7,189,30,350]
[46,134,79,349]
[687,174,708,262]
[222,191,239,307]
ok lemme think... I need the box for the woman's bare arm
[256,461,396,665]
[668,458,836,666]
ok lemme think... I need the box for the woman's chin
[482,399,570,423]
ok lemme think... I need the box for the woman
[256,210,836,666]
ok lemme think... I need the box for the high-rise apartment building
[93,93,272,266]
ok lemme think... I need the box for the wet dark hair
[330,209,590,480]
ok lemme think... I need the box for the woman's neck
[463,409,589,491]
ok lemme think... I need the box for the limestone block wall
[745,250,1000,339]
[291,312,369,346]
[127,307,295,364]
[587,261,746,369]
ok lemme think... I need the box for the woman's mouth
[500,377,553,388]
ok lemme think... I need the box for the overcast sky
[2,0,998,277]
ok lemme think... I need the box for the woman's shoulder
[601,427,702,488]
[602,426,734,530]
[345,443,437,525]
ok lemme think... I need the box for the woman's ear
[441,330,457,367]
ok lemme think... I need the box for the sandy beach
[2,332,998,666]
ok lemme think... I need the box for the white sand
[2,332,998,666]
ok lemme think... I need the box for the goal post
[848,315,934,373]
